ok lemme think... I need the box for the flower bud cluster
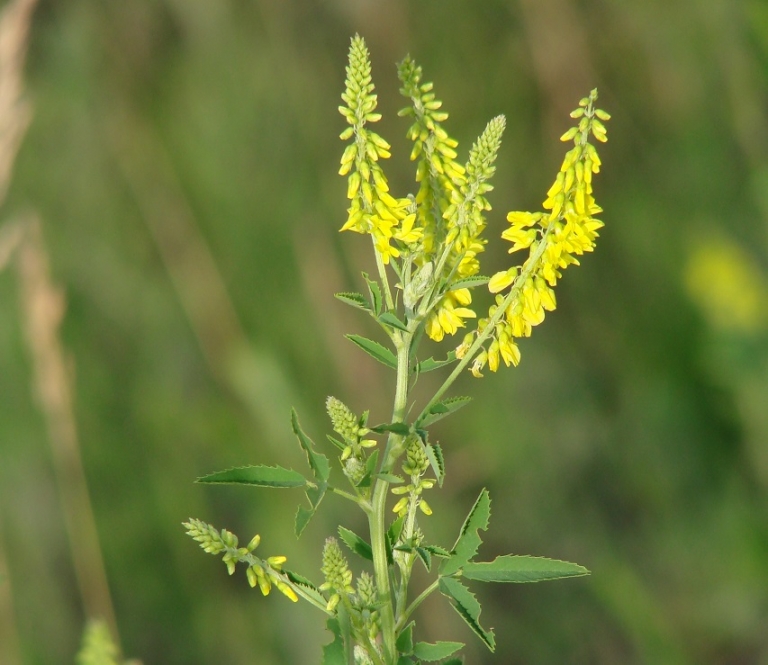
[327,396,377,485]
[391,439,435,517]
[320,537,355,612]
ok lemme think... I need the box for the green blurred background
[1,0,768,663]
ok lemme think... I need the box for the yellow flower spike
[276,581,299,603]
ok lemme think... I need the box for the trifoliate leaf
[346,334,397,369]
[440,489,491,576]
[461,555,589,583]
[338,526,373,561]
[438,577,495,652]
[416,546,432,571]
[413,641,464,661]
[196,465,307,488]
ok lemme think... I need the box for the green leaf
[440,489,491,576]
[378,311,410,332]
[415,351,457,374]
[291,409,331,483]
[419,396,472,427]
[396,659,415,665]
[326,434,346,452]
[356,449,379,489]
[462,555,590,583]
[375,473,404,484]
[438,577,495,652]
[396,621,414,654]
[334,292,371,312]
[370,421,411,435]
[416,546,431,571]
[413,641,464,661]
[425,443,445,487]
[363,272,382,316]
[450,275,490,290]
[338,526,373,561]
[346,334,397,369]
[386,515,405,564]
[196,465,307,488]
[422,544,451,558]
[322,617,347,665]
[284,569,326,607]
[291,409,330,536]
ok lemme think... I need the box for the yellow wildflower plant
[187,36,604,665]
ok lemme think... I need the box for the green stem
[396,578,440,632]
[369,331,411,664]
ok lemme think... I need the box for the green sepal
[346,334,397,369]
[378,311,410,332]
[195,465,307,488]
[338,526,373,561]
[440,489,490,576]
[334,292,371,312]
[416,546,432,571]
[291,409,330,536]
[375,473,404,484]
[396,621,414,654]
[419,396,472,427]
[450,275,490,290]
[438,577,495,652]
[413,641,464,661]
[322,617,347,665]
[415,351,457,374]
[425,443,445,487]
[362,272,383,316]
[462,555,590,583]
[370,421,411,435]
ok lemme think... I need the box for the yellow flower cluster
[339,36,422,263]
[466,89,609,376]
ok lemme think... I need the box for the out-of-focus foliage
[0,0,767,663]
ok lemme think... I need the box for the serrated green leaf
[415,351,457,374]
[291,409,331,483]
[196,465,307,488]
[363,272,382,316]
[422,544,452,558]
[450,275,490,290]
[338,526,373,561]
[425,443,445,487]
[438,577,495,652]
[370,421,411,435]
[334,292,371,312]
[346,334,397,369]
[322,617,346,665]
[413,641,464,661]
[284,569,326,607]
[378,311,410,332]
[295,505,315,538]
[462,555,590,583]
[375,473,404,484]
[396,621,414,654]
[419,396,472,427]
[440,489,491,576]
[326,434,346,451]
[416,546,432,571]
